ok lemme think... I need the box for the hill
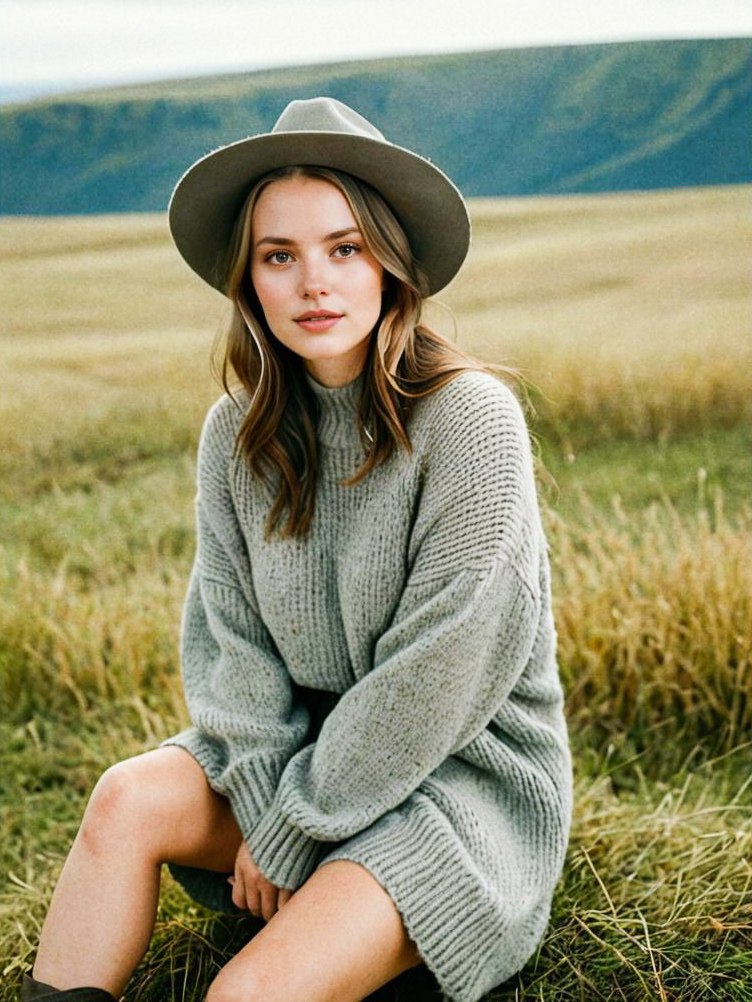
[0,37,750,214]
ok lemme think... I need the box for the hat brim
[168,130,470,297]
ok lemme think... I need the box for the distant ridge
[1,37,750,214]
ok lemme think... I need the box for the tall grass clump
[548,492,752,765]
[0,558,188,725]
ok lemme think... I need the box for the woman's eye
[266,250,292,264]
[333,243,360,258]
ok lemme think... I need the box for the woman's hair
[216,164,517,540]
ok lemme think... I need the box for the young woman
[24,97,572,1002]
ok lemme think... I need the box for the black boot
[21,971,117,1002]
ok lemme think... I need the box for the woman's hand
[228,841,293,920]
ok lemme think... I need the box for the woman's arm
[161,397,311,845]
[245,373,547,889]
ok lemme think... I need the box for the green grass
[1,189,750,1001]
[539,424,752,522]
[3,706,750,1000]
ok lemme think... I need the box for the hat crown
[272,97,386,142]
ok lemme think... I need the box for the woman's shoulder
[411,368,529,450]
[196,390,249,471]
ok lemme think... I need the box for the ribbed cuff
[246,801,328,890]
[220,755,282,839]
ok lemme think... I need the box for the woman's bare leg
[32,746,243,998]
[206,860,422,1002]
[34,745,423,1002]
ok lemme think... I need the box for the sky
[2,0,752,103]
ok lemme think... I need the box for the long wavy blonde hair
[216,164,514,540]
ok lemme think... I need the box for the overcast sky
[2,0,751,102]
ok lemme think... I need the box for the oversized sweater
[160,366,573,1002]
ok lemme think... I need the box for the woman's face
[250,175,385,387]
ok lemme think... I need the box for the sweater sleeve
[246,374,545,889]
[160,397,311,842]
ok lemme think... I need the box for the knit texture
[161,368,572,1002]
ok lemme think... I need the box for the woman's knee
[205,963,287,1002]
[78,747,215,862]
[205,971,249,1002]
[77,759,142,858]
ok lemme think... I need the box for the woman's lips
[294,314,343,332]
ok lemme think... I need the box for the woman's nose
[299,257,330,298]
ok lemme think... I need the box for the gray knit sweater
[161,367,572,1002]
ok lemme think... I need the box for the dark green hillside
[1,37,750,214]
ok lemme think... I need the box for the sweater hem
[318,796,549,1002]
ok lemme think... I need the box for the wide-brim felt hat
[168,96,471,297]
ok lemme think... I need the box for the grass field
[1,185,751,1001]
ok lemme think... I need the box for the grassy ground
[1,186,751,1000]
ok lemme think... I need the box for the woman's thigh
[207,859,422,1002]
[86,745,243,872]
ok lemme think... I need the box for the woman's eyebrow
[255,227,361,248]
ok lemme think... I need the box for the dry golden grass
[2,185,750,453]
[4,742,749,1001]
[1,184,750,753]
[546,494,752,759]
[527,764,752,1001]
[2,187,751,1000]
[3,489,749,767]
[0,212,221,338]
[1,555,187,722]
[442,185,752,445]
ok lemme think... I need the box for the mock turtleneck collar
[303,368,367,449]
